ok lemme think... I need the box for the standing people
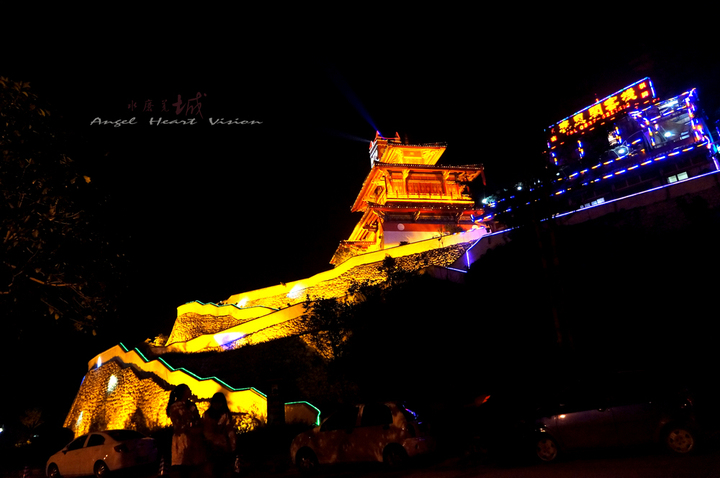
[203,392,237,478]
[166,384,207,478]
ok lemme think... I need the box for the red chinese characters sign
[549,78,656,143]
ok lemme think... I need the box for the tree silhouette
[0,77,125,341]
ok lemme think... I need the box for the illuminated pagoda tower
[489,77,718,222]
[331,132,486,265]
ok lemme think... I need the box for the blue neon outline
[493,135,716,220]
[553,170,720,218]
[546,90,711,197]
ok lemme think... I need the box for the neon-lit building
[331,132,486,265]
[488,78,718,222]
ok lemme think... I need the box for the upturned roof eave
[350,162,484,213]
[350,166,383,213]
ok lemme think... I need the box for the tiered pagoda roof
[331,132,486,265]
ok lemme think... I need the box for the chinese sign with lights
[548,78,656,144]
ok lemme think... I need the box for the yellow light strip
[224,227,488,306]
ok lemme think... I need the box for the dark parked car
[532,372,698,462]
[290,401,435,473]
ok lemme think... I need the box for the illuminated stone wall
[166,243,472,346]
[64,361,174,437]
[167,312,251,348]
[64,359,272,438]
[242,243,472,309]
[66,234,478,435]
[224,227,487,309]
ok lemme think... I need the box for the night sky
[3,25,720,422]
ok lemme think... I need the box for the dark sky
[5,28,720,350]
[3,17,720,433]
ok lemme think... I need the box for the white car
[46,429,158,477]
[290,401,435,473]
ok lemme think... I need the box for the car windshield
[105,430,145,441]
[321,405,358,431]
[66,435,88,451]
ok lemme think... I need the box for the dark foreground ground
[5,432,719,478]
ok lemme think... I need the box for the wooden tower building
[331,133,486,266]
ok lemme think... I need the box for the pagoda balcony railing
[385,192,474,201]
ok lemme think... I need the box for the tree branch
[29,276,76,287]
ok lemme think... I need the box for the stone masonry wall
[167,312,254,348]
[243,242,471,309]
[167,242,471,346]
[64,361,175,437]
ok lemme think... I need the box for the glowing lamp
[287,284,306,299]
[107,375,118,393]
[214,332,245,347]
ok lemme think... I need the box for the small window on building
[677,171,689,181]
[581,197,605,209]
[667,175,677,183]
